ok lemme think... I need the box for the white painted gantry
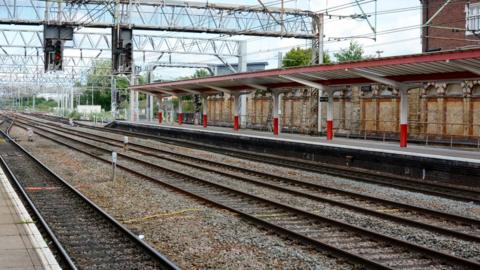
[130,49,480,147]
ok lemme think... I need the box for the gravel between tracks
[10,125,353,270]
[60,121,480,220]
[103,140,480,262]
[17,118,480,261]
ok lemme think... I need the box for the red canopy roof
[131,48,480,96]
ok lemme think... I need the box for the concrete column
[233,94,241,130]
[399,88,408,148]
[177,97,183,125]
[129,72,136,122]
[129,90,135,122]
[202,95,208,128]
[272,91,280,135]
[145,95,150,121]
[148,95,154,121]
[327,91,334,140]
[170,99,175,124]
[136,91,140,121]
[238,41,247,127]
[317,89,324,134]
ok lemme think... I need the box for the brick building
[421,0,480,52]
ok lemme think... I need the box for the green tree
[79,60,112,110]
[192,69,210,78]
[282,48,331,67]
[334,41,364,62]
[18,97,57,112]
[79,60,145,111]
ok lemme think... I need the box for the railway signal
[43,25,73,72]
[112,28,133,74]
[53,40,63,70]
[44,39,65,71]
[124,42,133,73]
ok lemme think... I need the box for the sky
[0,0,423,84]
[150,0,422,80]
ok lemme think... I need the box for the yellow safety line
[376,208,400,213]
[254,213,291,218]
[122,208,201,224]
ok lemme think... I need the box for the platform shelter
[130,49,480,147]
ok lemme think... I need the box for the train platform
[120,120,480,163]
[0,166,60,269]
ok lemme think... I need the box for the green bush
[68,111,82,120]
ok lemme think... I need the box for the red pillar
[327,120,333,140]
[178,113,183,125]
[326,91,334,141]
[234,115,239,130]
[158,112,163,124]
[399,89,408,148]
[203,114,208,128]
[273,117,279,135]
[400,124,408,148]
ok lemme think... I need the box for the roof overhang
[131,49,480,95]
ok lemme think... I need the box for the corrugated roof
[131,48,480,96]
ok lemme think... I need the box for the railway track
[26,113,480,202]
[0,123,179,269]
[59,117,480,204]
[14,117,480,244]
[11,117,480,269]
[23,113,480,203]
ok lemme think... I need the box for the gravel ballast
[10,125,353,270]
[14,115,480,263]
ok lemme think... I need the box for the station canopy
[131,48,480,96]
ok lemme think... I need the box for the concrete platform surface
[125,120,480,163]
[0,166,60,270]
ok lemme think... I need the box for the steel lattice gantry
[0,28,243,91]
[0,29,242,56]
[0,0,323,118]
[0,0,317,38]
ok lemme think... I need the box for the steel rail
[12,120,480,270]
[79,121,480,203]
[0,127,76,269]
[6,119,14,134]
[0,127,180,270]
[22,113,480,203]
[0,156,77,269]
[17,117,480,243]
